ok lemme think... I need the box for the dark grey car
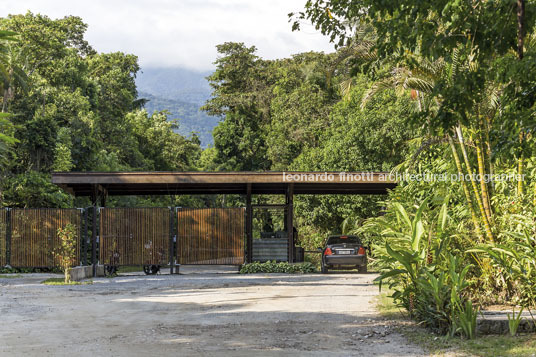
[320,235,368,274]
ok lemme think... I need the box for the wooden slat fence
[0,209,7,266]
[10,208,82,267]
[99,207,170,266]
[177,208,245,265]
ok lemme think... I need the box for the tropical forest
[1,0,536,351]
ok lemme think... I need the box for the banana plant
[375,200,428,286]
[468,218,536,323]
[375,197,451,287]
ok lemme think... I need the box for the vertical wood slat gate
[99,207,170,266]
[9,208,82,268]
[177,208,245,265]
[0,209,7,266]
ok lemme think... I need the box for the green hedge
[239,261,316,274]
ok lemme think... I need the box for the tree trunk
[448,135,482,240]
[517,131,524,196]
[476,117,493,224]
[517,0,525,60]
[456,126,494,242]
[2,88,8,113]
[65,268,72,284]
[484,116,494,197]
[476,142,493,224]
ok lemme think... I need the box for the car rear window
[327,236,361,245]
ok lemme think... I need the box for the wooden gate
[10,208,82,268]
[99,207,170,266]
[0,209,7,266]
[177,208,245,265]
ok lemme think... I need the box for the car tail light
[358,247,366,255]
[324,248,332,256]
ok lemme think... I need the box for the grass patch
[41,278,93,285]
[117,265,144,273]
[376,288,536,356]
[375,290,406,320]
[402,326,536,357]
[0,274,22,279]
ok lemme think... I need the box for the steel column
[246,183,253,263]
[79,208,87,265]
[92,205,97,277]
[5,208,11,266]
[169,207,175,274]
[286,183,294,263]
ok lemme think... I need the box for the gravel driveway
[0,270,425,356]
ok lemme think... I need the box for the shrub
[370,199,478,337]
[54,224,78,283]
[240,261,316,274]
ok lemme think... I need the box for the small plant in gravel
[41,278,92,286]
[239,261,316,274]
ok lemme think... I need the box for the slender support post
[169,207,175,274]
[81,208,88,266]
[175,207,181,274]
[5,208,11,267]
[246,183,253,263]
[92,205,97,277]
[286,183,294,263]
[100,194,107,208]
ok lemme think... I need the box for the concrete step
[477,310,536,335]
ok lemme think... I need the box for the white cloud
[0,0,335,71]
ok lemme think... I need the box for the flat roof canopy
[52,171,397,196]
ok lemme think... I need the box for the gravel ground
[0,270,426,356]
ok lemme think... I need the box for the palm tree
[361,50,499,242]
[0,31,22,171]
[0,41,29,112]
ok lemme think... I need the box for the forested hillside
[136,67,218,147]
[136,67,211,105]
[139,91,218,147]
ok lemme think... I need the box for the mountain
[136,67,219,147]
[139,91,219,147]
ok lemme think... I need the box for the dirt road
[0,271,425,356]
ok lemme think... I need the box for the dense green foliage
[239,261,316,274]
[290,0,536,337]
[201,43,415,240]
[0,13,201,207]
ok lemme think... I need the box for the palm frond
[339,78,353,101]
[361,77,396,108]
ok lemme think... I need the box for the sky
[1,0,335,71]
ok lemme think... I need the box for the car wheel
[357,264,367,274]
[321,261,329,274]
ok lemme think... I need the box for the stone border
[70,265,104,281]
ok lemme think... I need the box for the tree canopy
[0,12,201,207]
